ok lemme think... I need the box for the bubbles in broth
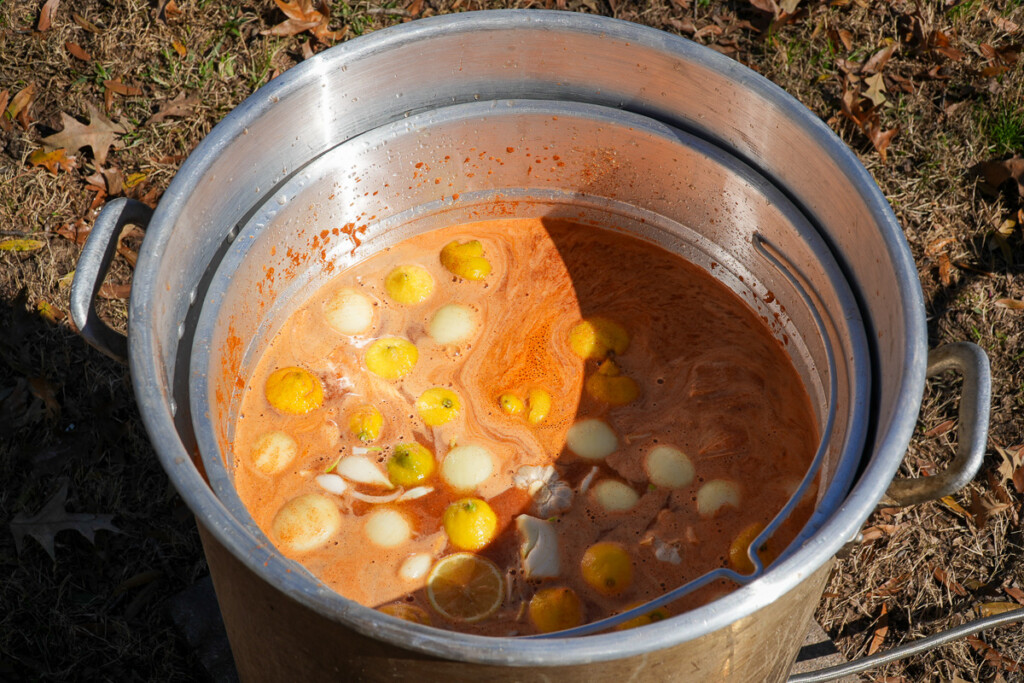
[231,217,819,636]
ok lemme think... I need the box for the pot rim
[130,10,927,666]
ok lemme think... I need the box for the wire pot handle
[882,341,991,507]
[69,198,153,364]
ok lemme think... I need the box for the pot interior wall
[190,99,868,613]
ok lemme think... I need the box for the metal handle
[70,198,154,364]
[883,342,991,507]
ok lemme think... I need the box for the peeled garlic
[316,473,349,495]
[566,419,618,460]
[645,445,695,489]
[271,494,342,553]
[441,444,494,491]
[428,304,477,345]
[324,288,374,335]
[363,509,411,547]
[250,431,298,475]
[592,479,639,512]
[398,553,433,581]
[335,455,394,489]
[516,515,561,579]
[696,479,741,517]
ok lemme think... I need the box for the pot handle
[882,342,991,507]
[70,198,154,364]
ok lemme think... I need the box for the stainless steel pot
[70,11,990,682]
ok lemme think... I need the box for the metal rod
[787,609,1024,683]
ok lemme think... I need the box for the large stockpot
[70,11,991,682]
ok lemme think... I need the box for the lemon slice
[427,553,504,622]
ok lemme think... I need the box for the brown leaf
[933,566,968,596]
[863,44,897,74]
[98,282,131,300]
[837,28,853,51]
[0,90,9,131]
[104,79,143,97]
[992,16,1020,33]
[171,39,187,57]
[406,0,424,17]
[924,419,955,437]
[65,41,91,61]
[939,494,971,519]
[36,300,66,324]
[748,0,779,15]
[28,147,76,174]
[38,0,60,32]
[146,92,199,125]
[1006,586,1024,605]
[995,298,1024,310]
[980,602,1024,618]
[55,219,90,245]
[10,479,118,560]
[868,604,888,655]
[5,84,36,131]
[41,103,130,166]
[154,0,182,23]
[966,635,1021,672]
[27,377,60,419]
[667,17,697,35]
[71,12,103,33]
[867,122,898,162]
[969,490,1010,530]
[938,252,952,286]
[863,73,887,106]
[868,573,909,597]
[977,157,1024,196]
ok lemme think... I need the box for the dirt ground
[1,0,1022,681]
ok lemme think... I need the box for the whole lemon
[264,367,324,415]
[443,498,498,551]
[581,542,633,596]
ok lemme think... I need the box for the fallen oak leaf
[28,147,76,174]
[863,43,897,74]
[5,84,36,131]
[41,103,131,166]
[979,602,1023,618]
[98,282,131,299]
[868,603,889,656]
[9,479,118,561]
[145,92,198,125]
[1006,586,1024,605]
[966,635,1021,672]
[0,90,9,130]
[36,300,65,324]
[933,566,968,596]
[38,0,60,32]
[65,41,91,61]
[154,0,183,23]
[976,156,1024,198]
[104,79,143,97]
[55,219,90,245]
[995,298,1024,310]
[863,73,888,106]
[969,489,1010,530]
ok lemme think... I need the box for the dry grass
[1,0,1022,680]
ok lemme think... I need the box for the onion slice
[336,455,394,489]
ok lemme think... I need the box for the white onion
[271,494,342,553]
[250,431,298,475]
[316,473,349,495]
[324,288,374,335]
[441,444,494,491]
[398,553,433,581]
[516,515,560,579]
[645,445,695,489]
[348,489,403,504]
[696,480,741,517]
[398,486,433,501]
[592,479,639,512]
[566,419,618,460]
[578,466,599,495]
[428,304,477,345]
[363,509,411,547]
[336,455,394,489]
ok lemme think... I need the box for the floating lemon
[416,388,462,427]
[364,337,418,379]
[250,431,298,475]
[614,602,670,631]
[585,359,640,405]
[728,523,777,575]
[426,553,504,622]
[581,542,633,596]
[385,265,434,305]
[526,388,552,424]
[498,393,525,416]
[387,442,436,487]
[378,602,431,625]
[443,498,498,551]
[440,240,491,280]
[348,404,383,442]
[271,494,342,553]
[529,587,584,633]
[568,317,630,360]
[264,366,324,415]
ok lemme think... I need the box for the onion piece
[592,479,639,512]
[250,431,298,475]
[578,466,599,495]
[566,419,618,460]
[336,455,394,489]
[645,445,695,489]
[398,553,433,581]
[398,486,433,501]
[696,479,741,517]
[271,494,342,553]
[324,288,374,335]
[441,444,494,491]
[316,473,349,496]
[363,509,411,547]
[348,489,403,504]
[516,515,560,579]
[428,304,477,345]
